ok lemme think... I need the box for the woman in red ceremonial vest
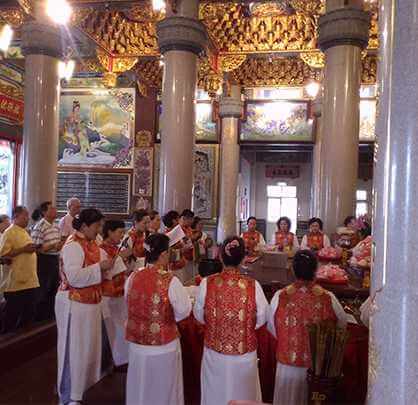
[163,210,188,274]
[274,216,300,254]
[147,210,161,234]
[179,209,195,262]
[268,250,347,405]
[240,216,266,258]
[125,233,191,405]
[127,209,150,269]
[300,217,331,251]
[57,209,114,405]
[101,219,132,367]
[194,236,268,405]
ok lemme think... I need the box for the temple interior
[0,0,413,404]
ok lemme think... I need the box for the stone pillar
[317,1,369,234]
[217,86,242,243]
[311,95,323,218]
[20,18,63,214]
[157,0,207,214]
[368,1,418,403]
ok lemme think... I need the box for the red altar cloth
[178,317,368,404]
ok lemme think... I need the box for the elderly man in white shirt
[59,197,81,239]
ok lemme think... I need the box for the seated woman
[343,216,361,248]
[268,250,347,405]
[274,216,299,254]
[240,216,266,257]
[194,236,268,405]
[125,233,191,405]
[300,217,331,251]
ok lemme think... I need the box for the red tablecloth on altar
[178,317,368,404]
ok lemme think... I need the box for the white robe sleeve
[360,296,371,328]
[300,235,308,249]
[258,233,266,246]
[62,242,102,288]
[168,276,192,322]
[255,280,268,329]
[124,271,135,302]
[293,235,300,252]
[267,290,281,338]
[193,277,207,324]
[109,255,127,278]
[323,234,331,248]
[328,291,348,327]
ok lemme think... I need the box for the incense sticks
[307,321,349,378]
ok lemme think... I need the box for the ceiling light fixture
[305,80,320,99]
[46,0,72,25]
[152,0,166,12]
[0,25,13,53]
[58,60,75,81]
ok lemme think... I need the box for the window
[0,140,15,216]
[356,189,369,217]
[267,184,298,232]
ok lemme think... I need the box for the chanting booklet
[167,224,186,247]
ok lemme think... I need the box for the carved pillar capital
[157,16,207,55]
[318,7,370,51]
[21,21,64,58]
[219,97,243,119]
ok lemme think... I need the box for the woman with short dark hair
[125,233,191,405]
[57,208,114,405]
[274,216,299,254]
[268,250,347,405]
[127,209,150,269]
[194,236,268,405]
[300,217,331,251]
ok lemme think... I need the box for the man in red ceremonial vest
[179,209,195,262]
[240,216,266,258]
[194,236,268,405]
[268,250,347,405]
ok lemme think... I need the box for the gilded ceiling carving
[361,55,377,85]
[231,56,321,87]
[75,9,158,56]
[134,59,163,89]
[0,9,25,28]
[200,3,318,54]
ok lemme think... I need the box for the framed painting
[58,88,135,168]
[359,99,376,142]
[155,101,218,143]
[193,144,219,219]
[240,100,313,142]
[133,147,153,197]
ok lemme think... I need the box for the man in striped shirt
[31,202,63,321]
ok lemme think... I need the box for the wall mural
[156,101,218,143]
[241,101,313,142]
[193,144,218,219]
[59,88,135,168]
[133,147,153,197]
